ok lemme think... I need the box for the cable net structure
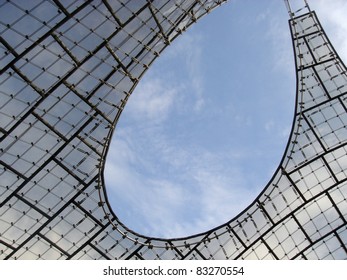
[1,0,347,260]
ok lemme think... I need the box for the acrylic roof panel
[1,0,347,259]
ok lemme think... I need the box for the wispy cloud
[162,33,206,112]
[125,78,179,124]
[105,130,257,238]
[104,30,215,237]
[312,0,347,61]
[105,10,281,238]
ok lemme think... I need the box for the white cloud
[125,78,178,124]
[105,122,259,238]
[105,30,275,238]
[162,33,206,112]
[269,1,347,73]
[311,0,347,61]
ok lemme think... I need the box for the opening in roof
[104,0,295,239]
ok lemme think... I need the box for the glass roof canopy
[1,0,347,259]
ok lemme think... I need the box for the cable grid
[1,0,347,259]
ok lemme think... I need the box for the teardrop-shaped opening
[104,1,295,238]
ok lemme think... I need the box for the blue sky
[104,0,347,238]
